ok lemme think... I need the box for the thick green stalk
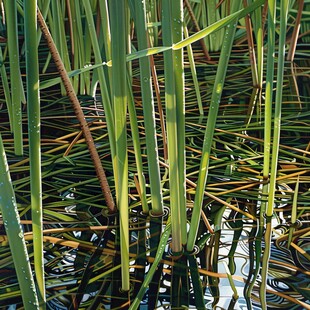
[0,135,39,309]
[133,0,163,216]
[24,2,45,307]
[172,0,187,247]
[162,0,184,254]
[187,8,240,252]
[4,0,23,155]
[109,0,130,291]
[261,1,289,308]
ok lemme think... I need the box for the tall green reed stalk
[172,1,187,249]
[127,75,148,213]
[184,25,203,115]
[261,1,290,308]
[162,0,187,254]
[254,1,275,308]
[187,1,241,252]
[82,0,116,175]
[4,0,23,155]
[133,0,163,216]
[244,3,266,307]
[24,2,45,308]
[0,135,39,309]
[131,0,165,300]
[131,3,165,302]
[266,0,289,218]
[109,0,130,291]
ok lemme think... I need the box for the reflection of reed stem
[260,217,272,310]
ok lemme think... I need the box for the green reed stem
[127,74,148,213]
[257,2,275,307]
[24,2,45,307]
[109,0,130,291]
[4,0,23,155]
[266,0,289,217]
[184,25,203,115]
[162,0,185,253]
[187,11,239,252]
[50,1,70,96]
[262,0,275,207]
[172,1,187,247]
[0,135,39,309]
[254,2,263,89]
[0,47,12,127]
[261,1,289,309]
[82,0,116,165]
[67,0,82,93]
[133,0,163,215]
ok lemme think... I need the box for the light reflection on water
[42,198,310,309]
